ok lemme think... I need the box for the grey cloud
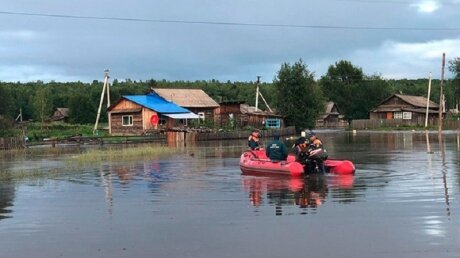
[0,0,459,82]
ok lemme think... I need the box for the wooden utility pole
[254,76,273,113]
[438,53,445,133]
[16,108,23,122]
[94,69,110,135]
[425,72,432,128]
[255,76,261,112]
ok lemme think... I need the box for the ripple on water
[0,133,459,258]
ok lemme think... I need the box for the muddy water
[0,131,459,258]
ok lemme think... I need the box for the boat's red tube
[240,150,355,175]
[239,150,304,176]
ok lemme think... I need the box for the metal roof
[163,113,200,119]
[123,93,191,114]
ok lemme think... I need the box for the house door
[386,112,393,119]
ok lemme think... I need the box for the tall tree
[0,84,13,118]
[31,86,53,128]
[0,85,14,134]
[273,60,324,130]
[320,60,391,121]
[449,57,460,108]
[68,92,97,124]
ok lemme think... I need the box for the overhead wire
[321,0,459,6]
[0,10,459,31]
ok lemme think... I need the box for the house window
[265,118,281,128]
[122,115,133,126]
[402,112,412,120]
[198,112,205,121]
[394,112,403,119]
[159,115,167,125]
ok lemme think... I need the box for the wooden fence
[2,127,297,149]
[193,126,296,141]
[351,119,460,130]
[165,126,297,143]
[0,136,25,150]
[443,120,460,130]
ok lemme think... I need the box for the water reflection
[241,174,355,216]
[438,132,451,219]
[98,160,177,211]
[0,182,15,220]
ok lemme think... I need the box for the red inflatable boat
[239,149,355,176]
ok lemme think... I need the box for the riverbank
[7,126,297,149]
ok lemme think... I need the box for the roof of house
[318,102,340,120]
[376,94,439,109]
[51,108,70,121]
[240,104,282,117]
[396,94,439,108]
[324,101,339,115]
[151,88,220,108]
[109,93,191,114]
[55,108,69,117]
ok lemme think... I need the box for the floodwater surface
[0,131,459,258]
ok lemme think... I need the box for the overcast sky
[1,0,459,82]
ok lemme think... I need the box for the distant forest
[0,59,459,129]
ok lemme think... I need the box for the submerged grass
[0,168,68,181]
[68,145,177,163]
[0,145,177,181]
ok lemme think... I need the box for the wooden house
[215,101,244,127]
[370,94,441,125]
[151,88,220,122]
[316,102,348,128]
[217,102,284,129]
[107,93,199,135]
[51,108,69,122]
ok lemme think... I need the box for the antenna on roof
[93,69,111,135]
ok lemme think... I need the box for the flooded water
[0,131,459,258]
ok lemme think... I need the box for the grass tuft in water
[69,145,176,163]
[0,168,65,181]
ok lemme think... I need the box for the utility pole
[254,76,273,113]
[255,76,261,112]
[94,69,110,135]
[425,72,432,128]
[106,70,111,109]
[16,108,23,122]
[438,53,445,133]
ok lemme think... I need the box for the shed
[217,102,284,129]
[151,88,220,121]
[370,94,441,124]
[107,93,199,135]
[316,102,348,128]
[51,108,69,122]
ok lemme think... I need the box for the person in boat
[292,136,309,164]
[266,132,288,161]
[248,129,261,150]
[307,131,328,173]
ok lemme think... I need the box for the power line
[323,0,458,5]
[0,10,459,31]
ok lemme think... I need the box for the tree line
[0,59,459,133]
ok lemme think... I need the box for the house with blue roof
[107,93,199,135]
